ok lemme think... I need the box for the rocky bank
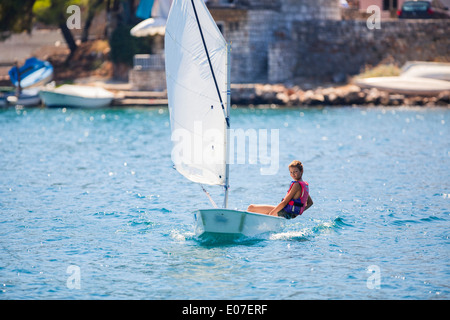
[231,83,450,107]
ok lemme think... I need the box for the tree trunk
[82,0,105,42]
[59,21,78,62]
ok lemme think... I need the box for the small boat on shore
[355,61,450,96]
[0,88,42,108]
[39,84,114,108]
[355,76,450,96]
[401,61,450,81]
[8,57,53,88]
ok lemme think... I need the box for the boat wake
[269,216,349,242]
[170,229,195,242]
[170,227,268,246]
[269,229,310,241]
[197,234,265,247]
[170,216,349,245]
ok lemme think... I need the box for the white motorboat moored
[39,85,114,108]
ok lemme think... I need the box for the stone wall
[132,2,450,90]
[129,53,166,91]
[267,40,297,83]
[269,19,450,83]
[210,0,341,83]
[279,0,341,25]
[129,69,166,91]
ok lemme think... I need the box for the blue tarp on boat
[8,57,53,88]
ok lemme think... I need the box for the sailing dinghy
[165,0,284,238]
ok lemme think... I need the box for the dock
[112,90,168,106]
[81,80,169,107]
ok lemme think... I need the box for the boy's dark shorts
[277,210,297,220]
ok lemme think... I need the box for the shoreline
[2,81,449,108]
[2,77,449,108]
[229,83,450,107]
[91,80,450,108]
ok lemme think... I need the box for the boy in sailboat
[247,160,313,219]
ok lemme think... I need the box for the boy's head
[289,160,303,180]
[289,160,303,173]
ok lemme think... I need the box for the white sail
[165,0,229,187]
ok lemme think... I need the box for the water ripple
[1,107,449,299]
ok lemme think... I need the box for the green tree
[1,0,138,63]
[33,0,86,60]
[81,0,105,42]
[0,0,36,39]
[109,24,152,66]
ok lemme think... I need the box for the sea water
[0,106,448,300]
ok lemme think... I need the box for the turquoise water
[0,106,449,300]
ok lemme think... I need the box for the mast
[223,43,231,209]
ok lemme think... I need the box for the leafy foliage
[109,24,153,66]
[0,0,36,36]
[33,0,86,25]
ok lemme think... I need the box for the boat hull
[0,88,41,107]
[355,76,450,96]
[194,209,285,237]
[39,90,113,108]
